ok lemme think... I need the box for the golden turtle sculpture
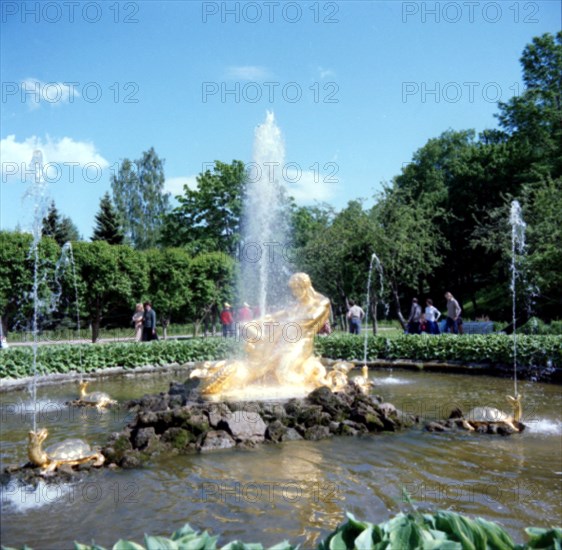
[460,395,523,432]
[28,428,105,473]
[77,381,117,410]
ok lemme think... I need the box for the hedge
[3,510,561,549]
[315,334,562,368]
[0,334,560,380]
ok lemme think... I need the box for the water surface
[1,370,561,548]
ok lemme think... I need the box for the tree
[111,148,170,249]
[161,160,246,254]
[370,187,444,328]
[144,248,191,338]
[71,241,148,342]
[92,192,124,244]
[0,231,60,336]
[295,200,377,331]
[496,31,562,180]
[42,201,80,245]
[187,252,236,335]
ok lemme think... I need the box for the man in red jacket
[220,302,234,337]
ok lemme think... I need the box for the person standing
[132,303,144,341]
[347,299,365,335]
[142,301,157,341]
[425,298,441,335]
[407,298,422,334]
[220,302,234,337]
[237,302,253,323]
[444,292,462,334]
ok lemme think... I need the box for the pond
[1,369,561,548]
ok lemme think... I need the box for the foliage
[188,252,236,333]
[519,317,562,336]
[41,201,80,245]
[111,148,170,249]
[0,232,61,335]
[144,248,192,337]
[3,512,560,549]
[0,338,238,377]
[92,193,125,245]
[319,510,562,550]
[71,241,148,342]
[315,334,561,368]
[296,200,375,308]
[1,334,559,379]
[162,160,246,255]
[496,31,562,180]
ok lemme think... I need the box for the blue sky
[1,0,560,238]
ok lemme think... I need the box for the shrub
[1,334,560,380]
[3,511,560,549]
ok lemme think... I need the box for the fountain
[18,151,108,472]
[190,113,346,400]
[362,252,384,365]
[24,150,49,433]
[190,272,343,400]
[239,111,292,315]
[510,200,526,401]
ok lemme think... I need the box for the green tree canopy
[71,241,148,342]
[41,201,80,245]
[112,148,170,249]
[92,192,124,245]
[161,160,246,255]
[144,247,191,338]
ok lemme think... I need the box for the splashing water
[510,201,526,398]
[59,242,82,376]
[24,150,50,433]
[240,112,292,314]
[527,419,562,436]
[363,254,376,365]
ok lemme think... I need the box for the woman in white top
[425,299,441,334]
[132,303,144,341]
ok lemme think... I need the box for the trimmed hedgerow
[0,338,239,379]
[316,334,561,368]
[0,334,560,380]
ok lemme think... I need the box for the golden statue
[28,428,105,473]
[191,273,345,398]
[76,381,117,410]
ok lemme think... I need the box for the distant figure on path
[142,302,157,341]
[220,303,234,337]
[407,298,422,334]
[444,292,462,334]
[425,298,441,335]
[419,312,429,334]
[132,303,144,341]
[347,299,365,335]
[237,302,253,323]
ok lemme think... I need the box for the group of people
[220,302,259,337]
[345,291,464,335]
[406,292,463,335]
[132,302,158,342]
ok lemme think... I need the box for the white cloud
[226,66,271,80]
[165,175,198,197]
[21,78,80,109]
[318,66,336,79]
[285,168,338,203]
[0,134,109,180]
